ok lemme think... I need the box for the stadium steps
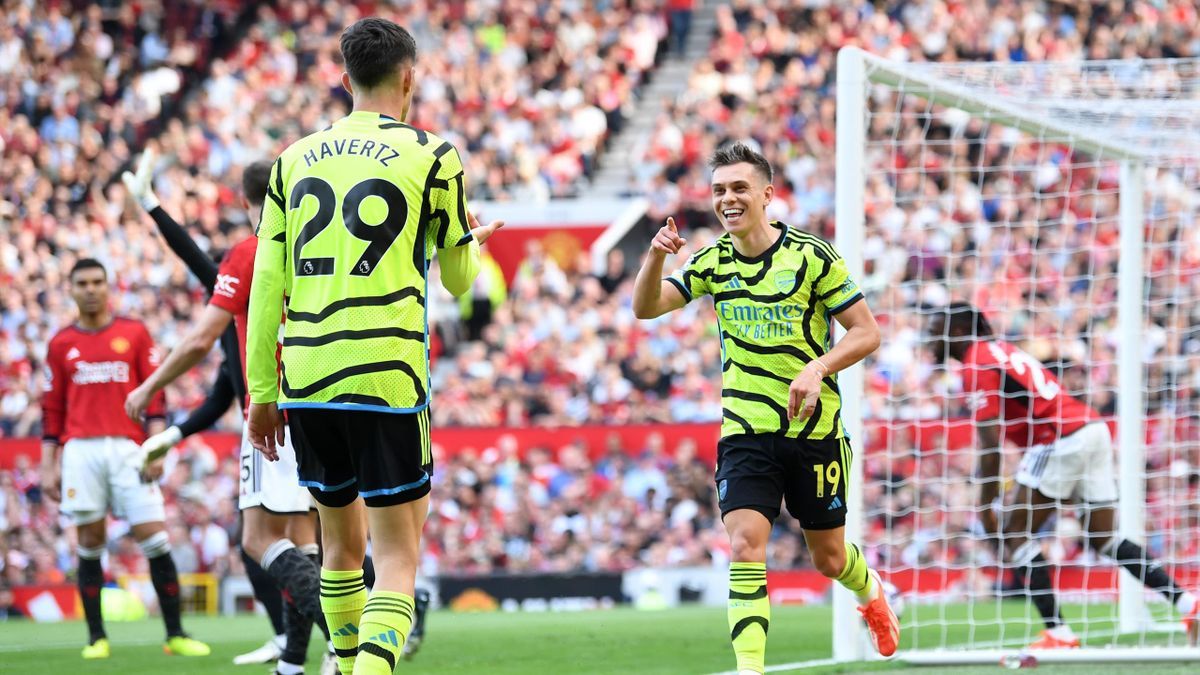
[588,4,717,197]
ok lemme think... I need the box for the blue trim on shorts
[280,401,429,414]
[299,477,357,492]
[358,472,430,498]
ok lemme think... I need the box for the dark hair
[242,160,273,207]
[340,18,417,90]
[941,301,994,337]
[70,258,107,280]
[708,142,773,183]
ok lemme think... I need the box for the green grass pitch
[0,603,1195,674]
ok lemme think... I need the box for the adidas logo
[67,347,80,360]
[368,630,400,647]
[333,622,359,637]
[827,496,843,511]
[725,277,744,290]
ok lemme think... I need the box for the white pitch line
[0,636,168,653]
[706,657,841,675]
[704,623,1184,674]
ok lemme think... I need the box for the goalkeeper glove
[121,149,160,211]
[139,425,183,469]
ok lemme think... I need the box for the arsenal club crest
[774,270,797,296]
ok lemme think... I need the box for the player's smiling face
[711,162,772,236]
[70,267,109,316]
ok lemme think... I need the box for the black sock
[266,547,328,636]
[279,601,312,666]
[362,554,376,590]
[243,547,285,636]
[147,552,184,638]
[1018,553,1063,628]
[305,551,330,641]
[1112,539,1184,605]
[78,557,106,643]
[410,588,430,639]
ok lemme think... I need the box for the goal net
[834,49,1200,665]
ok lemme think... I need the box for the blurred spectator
[3,0,673,437]
[0,584,25,620]
[5,0,1199,584]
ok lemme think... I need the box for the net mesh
[856,56,1200,654]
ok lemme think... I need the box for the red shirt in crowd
[961,339,1099,448]
[42,316,164,444]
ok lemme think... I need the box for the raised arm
[632,217,689,320]
[149,207,219,290]
[124,150,220,290]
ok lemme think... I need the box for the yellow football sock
[320,568,367,674]
[354,590,414,674]
[728,561,769,674]
[837,542,874,603]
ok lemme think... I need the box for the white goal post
[835,47,1200,665]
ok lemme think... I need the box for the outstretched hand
[468,212,505,246]
[651,217,686,255]
[121,148,160,211]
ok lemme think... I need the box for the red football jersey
[961,340,1099,448]
[209,235,257,390]
[42,317,165,444]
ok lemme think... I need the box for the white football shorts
[1015,422,1118,504]
[60,436,165,526]
[239,424,313,514]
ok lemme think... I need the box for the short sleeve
[667,249,713,303]
[210,244,251,315]
[962,361,1002,422]
[811,248,863,314]
[426,143,472,256]
[257,157,287,245]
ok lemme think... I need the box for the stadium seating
[3,0,1198,582]
[623,0,1200,570]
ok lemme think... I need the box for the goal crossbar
[853,49,1151,161]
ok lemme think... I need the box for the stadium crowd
[2,0,1198,589]
[621,0,1200,575]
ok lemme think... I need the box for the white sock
[1048,624,1076,640]
[276,661,304,675]
[1177,591,1197,616]
[856,571,877,605]
[273,634,286,648]
[260,538,296,571]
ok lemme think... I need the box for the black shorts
[715,433,852,530]
[287,407,432,508]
